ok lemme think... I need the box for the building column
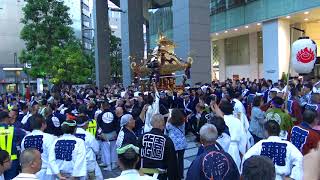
[217,39,226,81]
[93,0,110,88]
[249,32,259,79]
[172,0,211,85]
[262,19,290,82]
[120,0,144,87]
[145,20,150,54]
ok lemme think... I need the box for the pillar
[249,32,259,79]
[93,0,110,88]
[172,0,211,85]
[120,0,144,87]
[262,19,290,82]
[217,39,226,81]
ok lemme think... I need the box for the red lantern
[291,37,317,74]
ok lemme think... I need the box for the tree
[49,40,92,84]
[109,30,122,80]
[20,0,93,84]
[19,0,75,79]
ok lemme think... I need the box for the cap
[120,114,133,127]
[62,120,77,127]
[116,144,139,155]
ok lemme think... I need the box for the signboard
[37,78,43,94]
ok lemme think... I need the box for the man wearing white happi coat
[144,83,160,133]
[21,114,57,180]
[47,120,87,180]
[243,120,303,180]
[233,93,254,149]
[75,115,103,180]
[219,101,247,171]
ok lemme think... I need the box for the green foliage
[19,0,92,84]
[49,41,92,84]
[109,31,122,78]
[281,72,288,83]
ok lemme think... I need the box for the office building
[116,0,320,85]
[210,0,320,82]
[0,0,27,92]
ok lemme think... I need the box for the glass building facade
[211,0,320,81]
[148,7,173,48]
[211,0,320,32]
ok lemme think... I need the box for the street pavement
[102,134,199,179]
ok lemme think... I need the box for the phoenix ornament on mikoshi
[291,37,317,74]
[131,33,193,83]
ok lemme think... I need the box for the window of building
[212,41,220,65]
[84,42,92,50]
[210,0,258,15]
[148,7,173,48]
[83,21,90,28]
[82,8,90,17]
[225,34,250,65]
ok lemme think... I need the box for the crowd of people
[0,77,320,180]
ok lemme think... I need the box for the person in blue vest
[16,103,28,127]
[0,111,26,179]
[44,103,66,137]
[186,124,239,180]
[116,114,138,148]
[22,101,39,132]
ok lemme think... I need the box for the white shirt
[116,129,125,149]
[144,92,160,133]
[233,99,253,149]
[21,112,31,125]
[243,136,303,180]
[224,115,247,171]
[94,109,103,120]
[0,174,4,180]
[106,169,155,180]
[47,134,87,177]
[21,130,57,170]
[217,132,231,152]
[233,98,246,117]
[12,173,39,180]
[233,99,249,132]
[75,128,99,172]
